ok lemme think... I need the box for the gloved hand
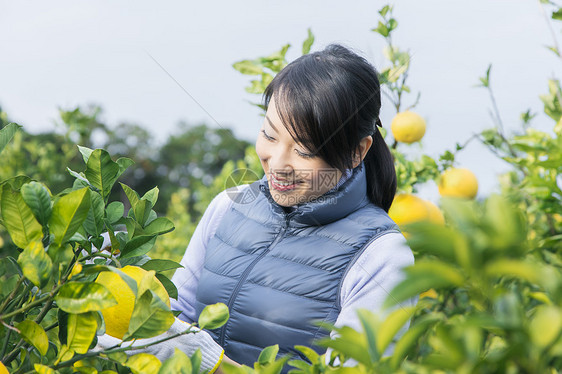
[95,317,224,373]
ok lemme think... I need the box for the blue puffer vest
[194,164,399,370]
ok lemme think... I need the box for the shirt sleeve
[326,231,417,365]
[170,189,234,323]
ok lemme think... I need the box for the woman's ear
[352,135,374,168]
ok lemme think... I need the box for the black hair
[262,43,397,212]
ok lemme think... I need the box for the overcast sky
[1,0,560,199]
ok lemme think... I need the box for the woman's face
[255,97,343,207]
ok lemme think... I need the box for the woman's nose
[269,152,294,176]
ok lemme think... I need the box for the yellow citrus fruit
[391,111,426,144]
[389,194,431,227]
[0,362,8,374]
[438,167,478,199]
[95,266,170,339]
[424,200,445,225]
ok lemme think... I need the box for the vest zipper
[218,211,296,347]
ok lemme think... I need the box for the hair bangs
[262,58,357,171]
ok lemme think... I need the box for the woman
[169,43,416,372]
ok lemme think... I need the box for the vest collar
[257,162,369,227]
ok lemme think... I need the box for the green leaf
[379,5,390,17]
[406,222,472,269]
[142,259,183,273]
[232,60,264,75]
[145,210,158,226]
[0,123,21,154]
[479,64,491,88]
[67,312,99,354]
[85,149,120,201]
[390,313,442,369]
[124,353,162,374]
[293,345,319,363]
[356,309,380,362]
[83,191,104,237]
[288,359,310,371]
[483,195,527,251]
[141,187,159,206]
[190,348,202,374]
[144,217,175,235]
[552,8,562,20]
[256,356,291,374]
[67,168,92,187]
[20,181,52,226]
[17,319,49,356]
[55,281,117,313]
[258,345,279,365]
[116,157,135,179]
[374,21,389,37]
[106,201,124,224]
[108,351,128,363]
[133,200,153,227]
[387,18,398,32]
[123,216,142,239]
[49,187,91,247]
[1,175,32,190]
[82,265,138,296]
[120,183,140,208]
[198,303,230,330]
[18,241,52,288]
[77,145,94,164]
[121,235,157,258]
[155,273,178,300]
[220,363,252,374]
[105,226,121,253]
[529,306,562,348]
[376,306,415,355]
[301,28,314,55]
[124,289,175,340]
[158,348,192,374]
[484,259,543,284]
[317,325,371,366]
[384,261,464,308]
[548,45,561,57]
[1,184,43,248]
[34,364,55,374]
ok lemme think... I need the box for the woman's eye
[261,129,274,141]
[297,150,316,159]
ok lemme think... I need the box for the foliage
[157,123,250,218]
[1,2,561,373]
[232,28,314,111]
[0,132,228,373]
[220,3,562,374]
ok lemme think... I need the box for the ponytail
[363,123,396,212]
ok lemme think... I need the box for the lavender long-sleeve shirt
[170,184,417,360]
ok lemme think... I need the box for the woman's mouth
[270,174,300,191]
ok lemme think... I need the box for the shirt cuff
[208,349,225,374]
[173,319,224,373]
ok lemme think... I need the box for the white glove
[95,317,224,373]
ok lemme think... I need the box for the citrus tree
[0,125,228,374]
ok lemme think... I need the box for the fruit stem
[53,324,199,369]
[0,283,61,321]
